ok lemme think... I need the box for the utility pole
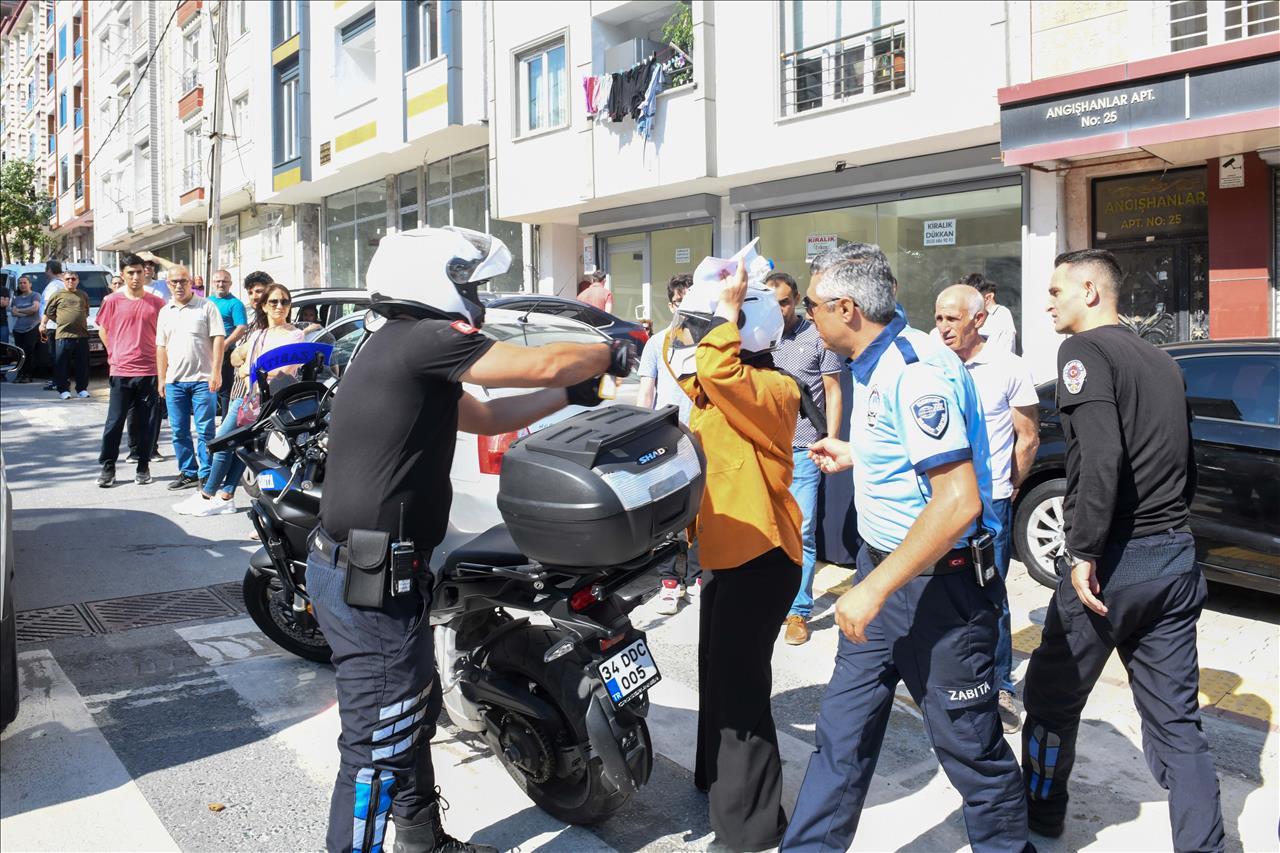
[205,0,230,284]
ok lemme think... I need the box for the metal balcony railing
[181,68,200,94]
[780,20,908,117]
[182,161,202,191]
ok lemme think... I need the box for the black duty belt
[310,526,348,569]
[866,544,973,576]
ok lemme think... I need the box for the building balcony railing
[780,20,908,118]
[181,68,200,95]
[182,161,202,191]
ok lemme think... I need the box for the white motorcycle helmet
[667,276,785,378]
[364,226,511,326]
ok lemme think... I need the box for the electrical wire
[87,3,179,173]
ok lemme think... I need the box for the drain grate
[208,581,247,613]
[16,604,98,644]
[84,587,236,633]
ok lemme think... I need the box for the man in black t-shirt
[308,227,635,853]
[1021,249,1224,852]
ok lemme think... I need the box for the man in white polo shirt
[156,265,224,493]
[935,282,1040,734]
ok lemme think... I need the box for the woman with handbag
[175,283,305,517]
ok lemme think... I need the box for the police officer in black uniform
[1023,249,1225,851]
[308,227,635,853]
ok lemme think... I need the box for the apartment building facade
[256,0,527,293]
[1001,0,1280,366]
[87,0,306,289]
[491,0,1030,363]
[0,0,48,177]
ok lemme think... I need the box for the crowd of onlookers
[3,253,308,520]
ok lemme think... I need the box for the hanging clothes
[584,76,598,115]
[595,73,614,121]
[607,59,655,122]
[636,63,665,141]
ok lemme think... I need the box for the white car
[323,307,630,562]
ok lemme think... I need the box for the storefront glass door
[1108,240,1209,345]
[605,234,648,325]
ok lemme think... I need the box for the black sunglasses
[266,298,292,307]
[802,295,842,312]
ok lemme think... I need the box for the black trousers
[306,541,441,853]
[54,337,89,393]
[99,376,159,468]
[696,547,800,852]
[217,350,235,418]
[1022,532,1224,853]
[130,391,165,458]
[12,328,39,380]
[656,533,702,586]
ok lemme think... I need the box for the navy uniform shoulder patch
[911,395,949,439]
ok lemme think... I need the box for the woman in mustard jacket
[669,262,803,852]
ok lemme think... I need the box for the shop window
[517,38,567,135]
[406,0,440,69]
[422,148,524,290]
[336,11,376,111]
[753,184,1023,337]
[398,170,419,232]
[325,180,386,289]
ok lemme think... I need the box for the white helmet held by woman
[666,276,785,377]
[364,226,511,326]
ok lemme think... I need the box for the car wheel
[1014,478,1067,589]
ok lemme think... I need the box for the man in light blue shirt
[781,244,1027,853]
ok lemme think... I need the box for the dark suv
[1012,338,1279,594]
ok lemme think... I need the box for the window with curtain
[518,39,567,135]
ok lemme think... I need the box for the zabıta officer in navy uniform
[309,227,636,853]
[1022,249,1224,851]
[783,243,1030,853]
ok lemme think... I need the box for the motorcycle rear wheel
[242,568,333,663]
[482,624,650,826]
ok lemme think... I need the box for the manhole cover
[85,587,236,632]
[208,581,247,613]
[16,605,97,643]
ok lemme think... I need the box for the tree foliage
[0,159,56,264]
[661,3,694,87]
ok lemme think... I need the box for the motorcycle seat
[442,524,527,573]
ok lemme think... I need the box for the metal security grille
[84,587,236,633]
[208,581,248,613]
[15,604,98,643]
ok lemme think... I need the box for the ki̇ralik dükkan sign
[1093,168,1208,242]
[998,56,1280,156]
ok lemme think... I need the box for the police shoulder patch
[1062,358,1087,394]
[450,320,479,335]
[911,395,949,439]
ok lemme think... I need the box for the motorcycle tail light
[569,583,603,612]
[599,633,626,652]
[478,429,525,475]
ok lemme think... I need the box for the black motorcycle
[211,342,704,825]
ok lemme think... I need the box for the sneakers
[173,492,211,515]
[59,391,71,400]
[998,689,1023,733]
[655,579,681,615]
[135,468,153,485]
[168,473,201,491]
[687,576,702,597]
[77,390,90,398]
[96,464,116,488]
[191,496,236,517]
[784,614,810,645]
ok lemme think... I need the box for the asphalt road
[1,378,1276,852]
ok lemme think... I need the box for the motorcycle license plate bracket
[597,637,660,709]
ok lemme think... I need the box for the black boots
[391,797,497,853]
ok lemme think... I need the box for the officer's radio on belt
[390,503,417,597]
[970,530,996,587]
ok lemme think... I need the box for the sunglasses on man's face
[802,295,842,312]
[266,298,292,307]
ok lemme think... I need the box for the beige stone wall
[1027,1,1161,80]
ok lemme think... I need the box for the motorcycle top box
[497,405,705,568]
